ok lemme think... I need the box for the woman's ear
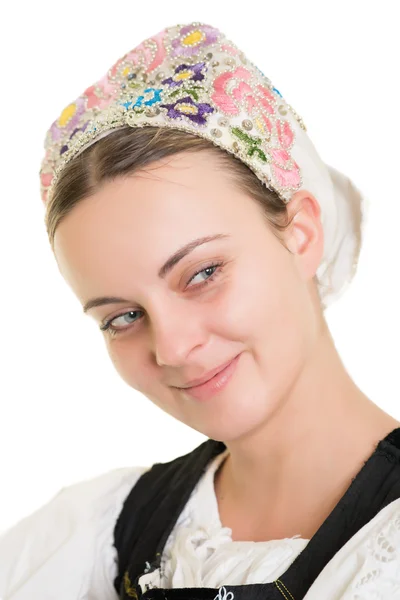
[284,190,325,281]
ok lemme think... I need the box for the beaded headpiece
[39,21,367,307]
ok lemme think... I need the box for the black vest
[113,427,400,599]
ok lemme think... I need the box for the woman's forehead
[52,156,271,293]
[56,154,260,246]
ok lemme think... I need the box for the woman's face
[54,150,323,442]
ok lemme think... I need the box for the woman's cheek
[105,337,143,389]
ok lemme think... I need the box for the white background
[0,1,399,534]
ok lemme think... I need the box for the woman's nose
[150,300,208,368]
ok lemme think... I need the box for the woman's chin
[184,401,273,444]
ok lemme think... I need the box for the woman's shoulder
[0,465,148,600]
[306,496,400,597]
[54,464,149,513]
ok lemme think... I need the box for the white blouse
[1,450,400,600]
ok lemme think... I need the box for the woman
[1,20,400,600]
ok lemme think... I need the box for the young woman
[1,21,400,600]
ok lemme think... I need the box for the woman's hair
[45,126,295,250]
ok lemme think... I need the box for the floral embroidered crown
[39,21,368,310]
[39,21,307,207]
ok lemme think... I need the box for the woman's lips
[179,356,237,388]
[179,353,242,401]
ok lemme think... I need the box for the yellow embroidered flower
[171,24,219,58]
[58,103,77,127]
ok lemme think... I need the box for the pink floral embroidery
[257,85,275,115]
[220,44,239,56]
[276,120,294,148]
[212,67,274,134]
[270,121,301,188]
[40,172,53,188]
[109,30,167,78]
[81,32,167,116]
[84,74,118,110]
[270,149,293,170]
[110,55,127,79]
[212,67,300,190]
[128,30,167,73]
[212,67,250,115]
[40,171,53,205]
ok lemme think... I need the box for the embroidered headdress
[39,21,367,308]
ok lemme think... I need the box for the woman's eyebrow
[82,233,230,313]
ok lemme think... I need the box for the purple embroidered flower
[171,25,219,58]
[69,120,90,139]
[160,96,214,125]
[59,120,91,155]
[50,97,86,142]
[162,62,206,88]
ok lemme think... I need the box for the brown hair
[45,126,296,251]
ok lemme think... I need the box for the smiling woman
[2,19,400,600]
[52,139,310,425]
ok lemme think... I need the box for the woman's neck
[214,333,400,542]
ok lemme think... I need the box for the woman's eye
[187,263,221,287]
[100,310,141,332]
[112,311,140,327]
